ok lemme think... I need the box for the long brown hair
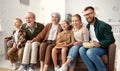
[15,18,23,23]
[72,14,81,21]
[72,14,83,29]
[61,20,72,30]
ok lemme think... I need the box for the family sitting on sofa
[5,6,115,71]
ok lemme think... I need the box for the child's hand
[73,41,82,45]
[13,43,17,49]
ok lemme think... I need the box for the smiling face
[84,8,96,24]
[13,18,22,29]
[25,12,36,24]
[72,14,82,29]
[61,20,70,31]
[51,15,59,24]
[51,12,61,24]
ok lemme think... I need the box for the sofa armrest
[4,37,13,60]
[108,43,116,71]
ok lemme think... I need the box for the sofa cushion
[101,54,108,64]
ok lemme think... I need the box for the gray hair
[51,12,61,22]
[26,12,36,18]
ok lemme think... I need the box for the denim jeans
[67,44,82,68]
[79,46,108,71]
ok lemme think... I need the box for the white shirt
[89,25,99,42]
[26,23,37,33]
[73,26,89,42]
[47,24,58,40]
[14,30,19,43]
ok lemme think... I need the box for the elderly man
[18,12,44,71]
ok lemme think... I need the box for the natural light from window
[40,0,65,24]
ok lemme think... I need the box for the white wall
[65,0,120,24]
[0,0,41,35]
[0,0,27,35]
[40,0,65,24]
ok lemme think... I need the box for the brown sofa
[4,37,116,71]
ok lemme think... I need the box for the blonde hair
[72,14,81,21]
[15,18,23,23]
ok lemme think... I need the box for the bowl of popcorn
[83,42,94,48]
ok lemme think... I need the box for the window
[20,0,29,5]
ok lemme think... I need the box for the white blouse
[47,24,58,40]
[73,26,89,42]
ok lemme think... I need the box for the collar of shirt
[26,23,37,33]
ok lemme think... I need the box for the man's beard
[88,17,95,24]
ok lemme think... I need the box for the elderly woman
[32,12,62,71]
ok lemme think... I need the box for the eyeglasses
[84,12,94,17]
[25,17,34,19]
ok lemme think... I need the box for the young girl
[58,14,89,71]
[7,18,26,69]
[52,20,75,71]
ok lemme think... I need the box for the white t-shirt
[89,25,99,42]
[47,24,58,40]
[14,30,19,43]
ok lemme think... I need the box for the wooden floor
[0,55,54,71]
[0,67,16,71]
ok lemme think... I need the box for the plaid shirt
[13,28,26,48]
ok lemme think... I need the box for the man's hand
[92,41,100,47]
[31,38,36,43]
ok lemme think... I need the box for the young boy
[7,18,26,69]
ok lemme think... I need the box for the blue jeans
[79,46,108,71]
[67,44,82,68]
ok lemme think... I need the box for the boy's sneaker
[57,64,68,71]
[54,65,59,71]
[12,62,18,70]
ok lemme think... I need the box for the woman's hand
[73,41,82,45]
